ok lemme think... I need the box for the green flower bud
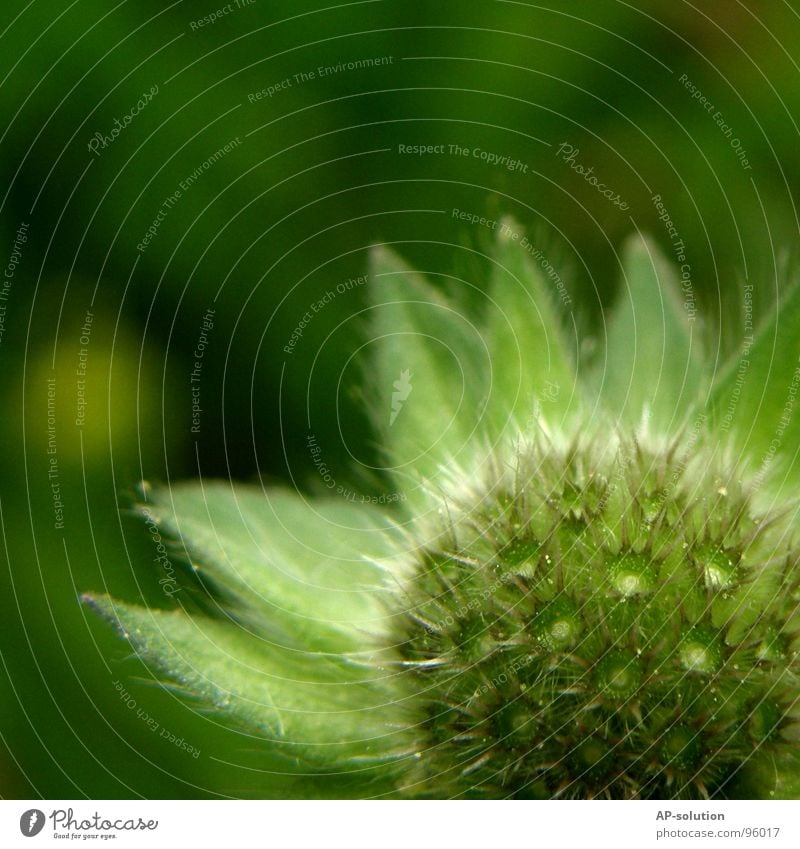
[86,225,800,800]
[398,430,800,798]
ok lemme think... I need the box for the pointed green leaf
[138,482,404,654]
[600,233,704,427]
[86,595,414,768]
[708,281,800,495]
[483,218,581,436]
[367,246,488,494]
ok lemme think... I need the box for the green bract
[85,220,800,799]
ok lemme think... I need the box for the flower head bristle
[396,426,800,798]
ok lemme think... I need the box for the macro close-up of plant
[5,0,800,817]
[87,226,800,799]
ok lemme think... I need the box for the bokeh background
[2,0,800,798]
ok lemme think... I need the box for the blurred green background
[2,0,800,797]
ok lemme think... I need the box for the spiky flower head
[398,427,799,798]
[86,219,800,799]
